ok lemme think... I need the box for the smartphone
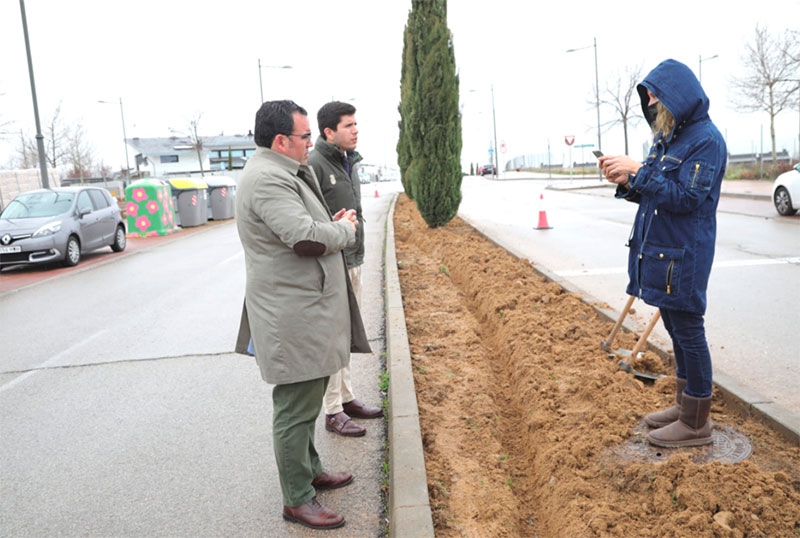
[592,150,603,158]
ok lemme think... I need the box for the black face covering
[647,103,659,123]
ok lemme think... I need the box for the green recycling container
[124,179,179,237]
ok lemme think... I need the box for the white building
[126,133,256,178]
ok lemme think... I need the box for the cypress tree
[397,0,462,227]
[397,4,421,200]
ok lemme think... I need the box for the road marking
[713,257,800,268]
[553,257,799,278]
[0,330,107,393]
[220,251,243,265]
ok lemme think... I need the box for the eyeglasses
[286,132,312,140]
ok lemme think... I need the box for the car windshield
[0,192,75,219]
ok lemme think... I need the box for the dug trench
[392,193,800,538]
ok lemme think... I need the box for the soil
[392,193,800,538]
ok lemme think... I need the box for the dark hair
[254,100,308,148]
[317,101,356,140]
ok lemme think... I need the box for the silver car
[0,186,126,270]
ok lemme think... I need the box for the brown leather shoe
[342,399,384,419]
[283,496,345,530]
[312,470,353,490]
[325,412,366,437]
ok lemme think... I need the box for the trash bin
[205,176,237,220]
[167,177,208,227]
[124,179,179,237]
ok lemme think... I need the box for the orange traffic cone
[535,193,552,230]
[374,188,379,198]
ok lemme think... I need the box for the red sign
[565,135,575,146]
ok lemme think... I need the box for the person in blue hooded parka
[598,59,727,448]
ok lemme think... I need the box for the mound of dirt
[393,194,800,538]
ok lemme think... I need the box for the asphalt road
[0,186,395,538]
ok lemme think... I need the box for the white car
[772,163,800,216]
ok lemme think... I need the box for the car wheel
[63,235,81,267]
[773,186,797,216]
[111,225,127,252]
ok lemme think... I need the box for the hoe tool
[601,296,664,382]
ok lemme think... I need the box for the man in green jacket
[308,101,383,438]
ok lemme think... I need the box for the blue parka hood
[638,59,710,138]
[617,59,727,314]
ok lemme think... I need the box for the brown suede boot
[644,377,688,428]
[646,393,713,448]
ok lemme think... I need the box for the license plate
[0,246,21,254]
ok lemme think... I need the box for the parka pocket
[641,244,684,296]
[657,155,682,177]
[687,161,716,192]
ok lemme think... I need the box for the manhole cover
[612,420,752,464]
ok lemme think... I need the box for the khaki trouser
[273,376,328,506]
[323,265,361,415]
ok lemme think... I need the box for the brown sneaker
[342,399,384,419]
[325,412,366,437]
[283,496,345,530]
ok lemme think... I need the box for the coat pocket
[687,160,716,192]
[641,244,685,296]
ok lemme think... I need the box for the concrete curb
[384,193,436,538]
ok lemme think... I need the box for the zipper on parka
[635,208,658,299]
[666,259,674,295]
[690,162,701,188]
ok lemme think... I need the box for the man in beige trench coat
[234,100,371,531]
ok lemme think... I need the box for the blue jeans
[659,308,713,397]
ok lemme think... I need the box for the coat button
[659,253,664,259]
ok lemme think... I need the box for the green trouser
[272,377,328,507]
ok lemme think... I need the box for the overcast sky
[1,0,798,173]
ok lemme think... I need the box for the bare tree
[170,113,207,177]
[13,105,104,177]
[189,115,206,178]
[15,129,38,168]
[600,65,645,155]
[64,123,95,179]
[14,103,71,170]
[730,25,800,170]
[43,102,70,169]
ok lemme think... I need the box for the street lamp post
[258,59,293,104]
[698,54,719,83]
[491,85,499,178]
[19,0,49,188]
[566,37,601,178]
[466,88,498,177]
[98,98,130,179]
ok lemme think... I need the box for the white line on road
[220,251,243,265]
[553,257,799,278]
[0,329,108,393]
